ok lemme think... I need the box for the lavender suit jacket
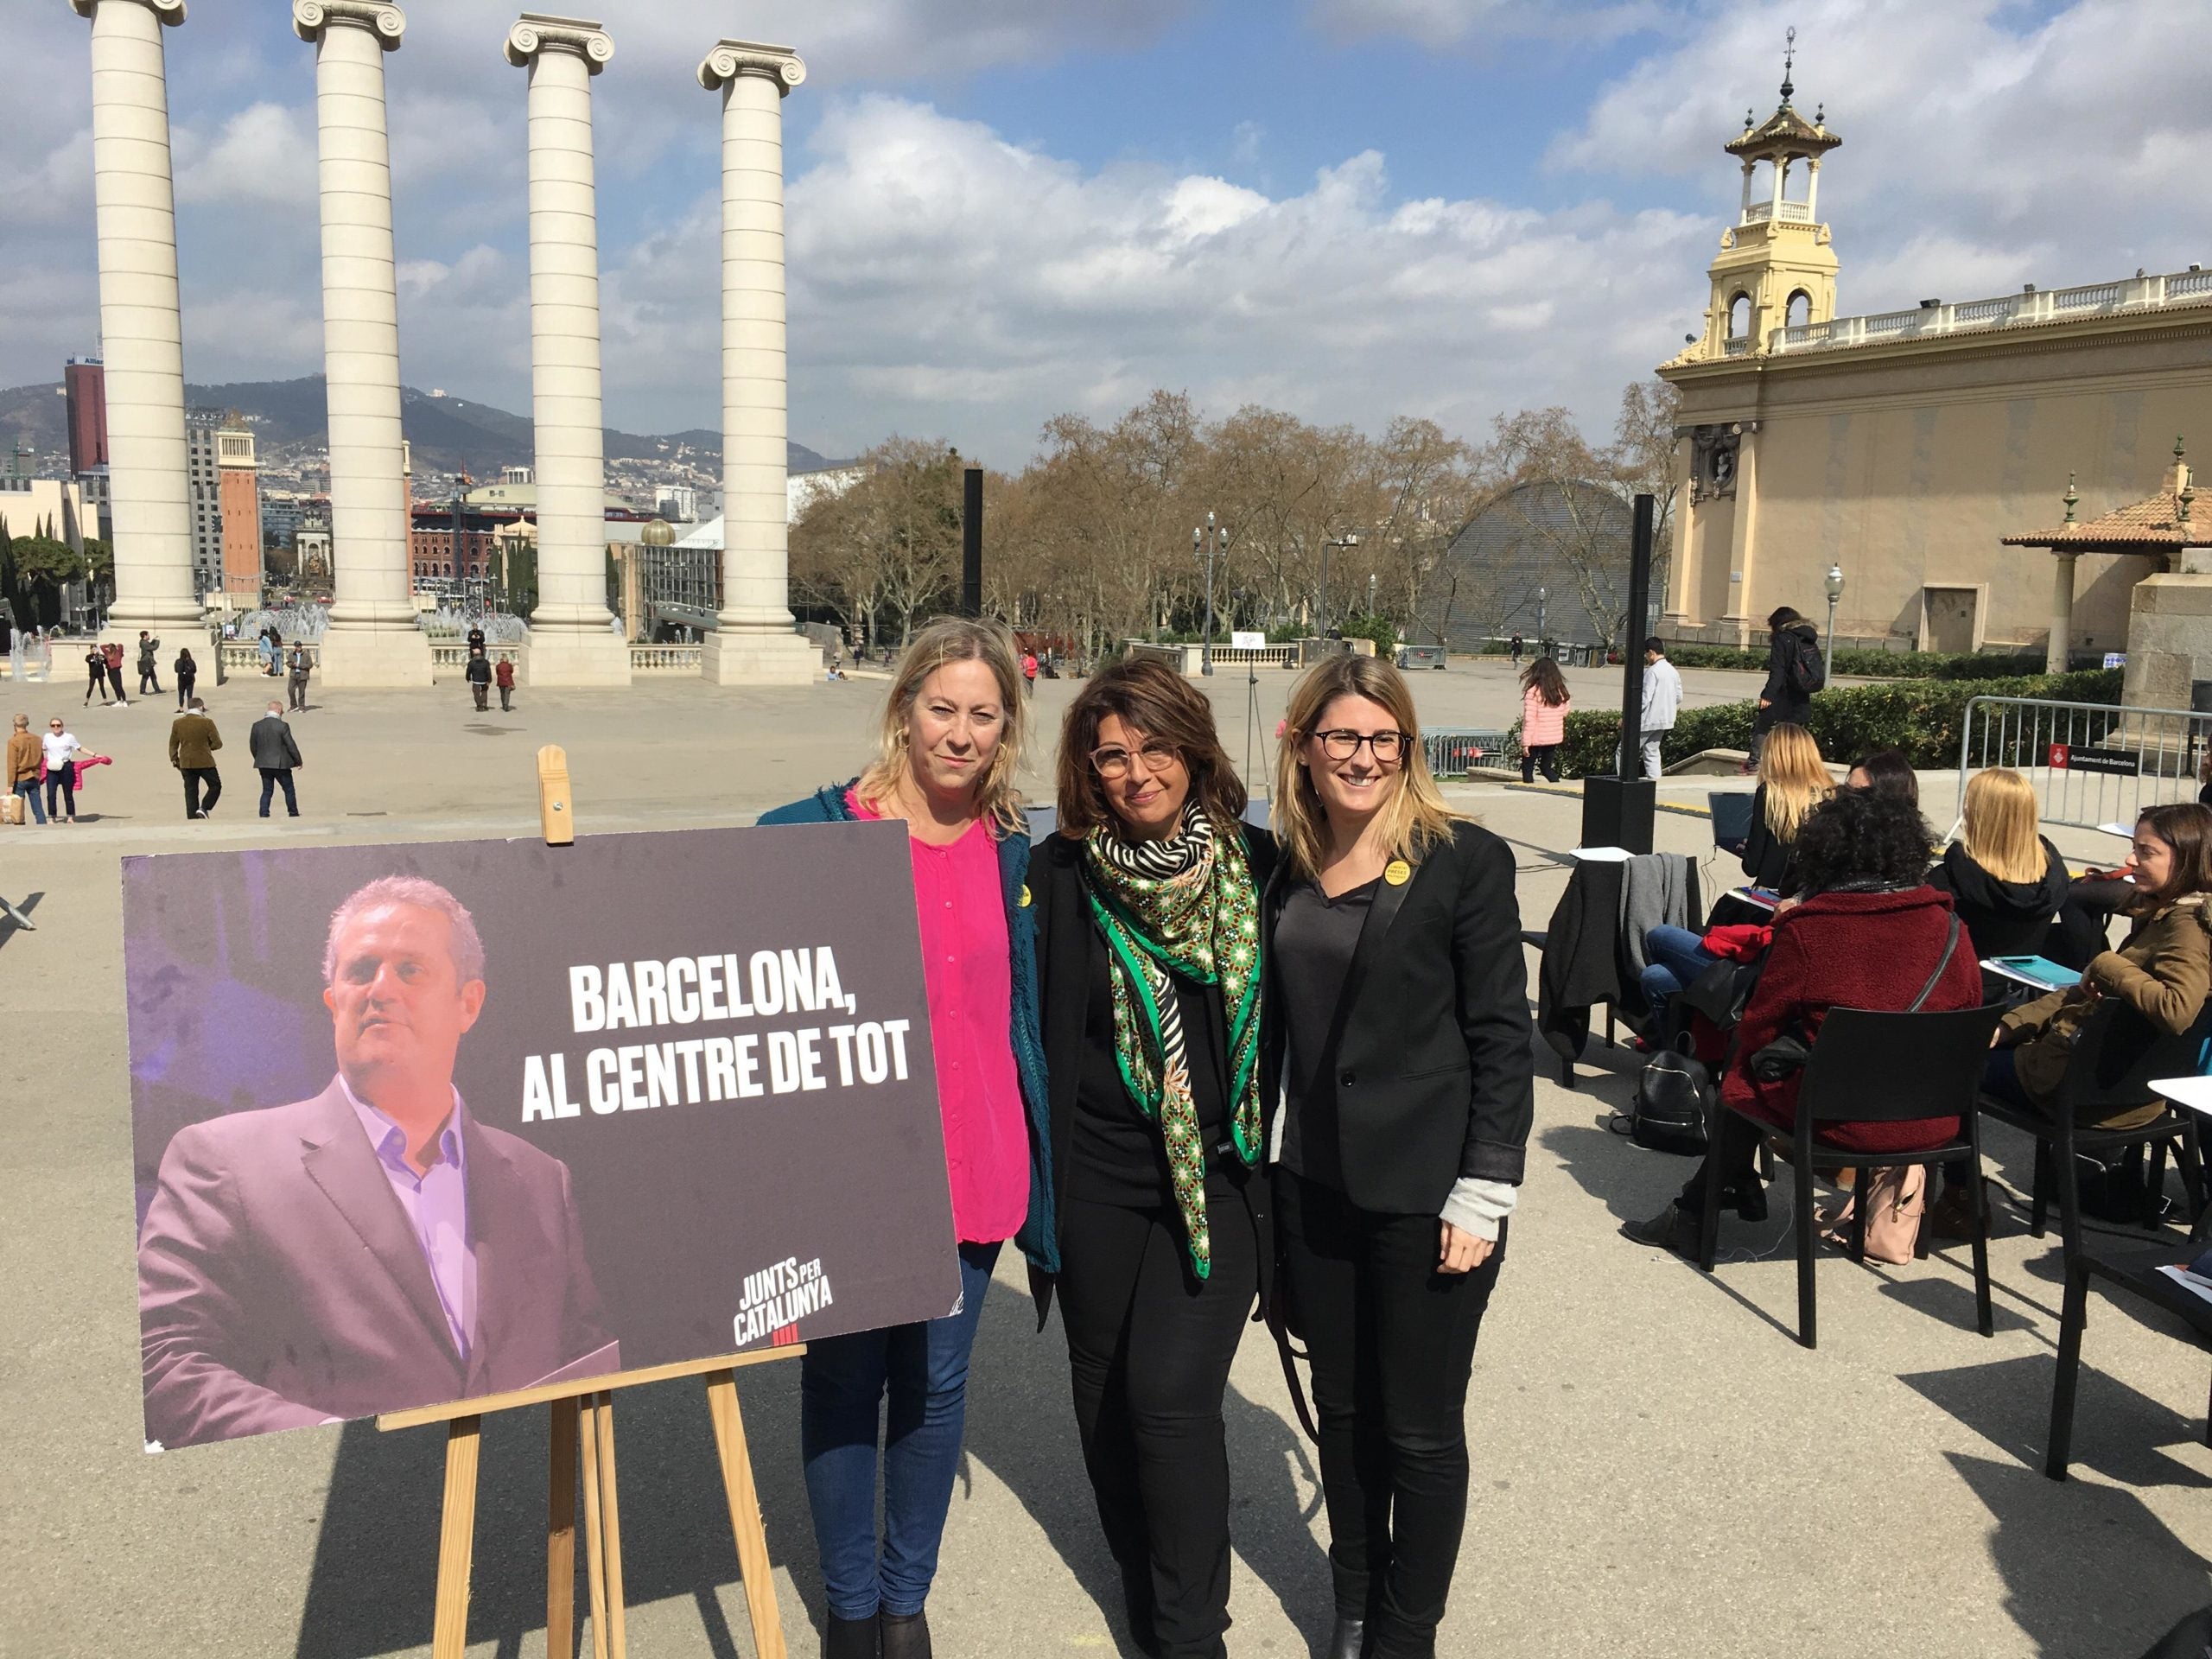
[138,1079,612,1447]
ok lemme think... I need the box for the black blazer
[1739,785,1797,890]
[1264,819,1534,1214]
[1030,821,1281,1319]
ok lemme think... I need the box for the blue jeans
[801,1239,1001,1621]
[12,779,45,824]
[1638,925,1717,1027]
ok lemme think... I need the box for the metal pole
[961,466,982,617]
[1824,590,1838,687]
[1200,524,1217,677]
[1618,493,1654,779]
[1318,538,1331,636]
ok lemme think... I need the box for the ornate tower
[1684,32,1841,362]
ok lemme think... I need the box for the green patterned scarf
[1082,804,1263,1278]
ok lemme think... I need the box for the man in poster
[138,876,613,1447]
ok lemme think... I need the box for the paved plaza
[3,661,2208,1658]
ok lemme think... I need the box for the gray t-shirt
[1274,875,1377,1189]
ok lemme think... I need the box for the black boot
[879,1608,931,1659]
[1327,1614,1366,1659]
[823,1611,877,1659]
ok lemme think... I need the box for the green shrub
[1334,612,1399,652]
[1547,667,2125,778]
[1659,643,2052,681]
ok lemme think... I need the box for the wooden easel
[367,747,802,1658]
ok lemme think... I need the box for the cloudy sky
[8,0,2208,464]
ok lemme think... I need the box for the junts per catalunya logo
[734,1255,833,1347]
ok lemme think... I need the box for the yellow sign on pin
[1384,859,1412,887]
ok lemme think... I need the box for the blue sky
[7,0,2204,463]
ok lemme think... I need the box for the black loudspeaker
[1582,774,1656,855]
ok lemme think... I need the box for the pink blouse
[849,791,1029,1244]
[1522,684,1568,747]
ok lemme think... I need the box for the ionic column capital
[697,38,804,95]
[292,0,404,50]
[505,12,612,73]
[71,0,187,23]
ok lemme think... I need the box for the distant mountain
[0,376,828,480]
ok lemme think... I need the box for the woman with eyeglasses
[1268,656,1533,1659]
[1029,658,1275,1659]
[758,616,1052,1659]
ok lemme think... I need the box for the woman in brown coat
[1988,802,2212,1127]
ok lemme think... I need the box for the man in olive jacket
[249,699,304,818]
[168,698,224,820]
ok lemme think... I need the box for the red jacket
[494,658,515,689]
[1723,886,1985,1153]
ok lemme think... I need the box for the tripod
[1242,657,1268,810]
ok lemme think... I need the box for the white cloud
[1307,0,1665,48]
[176,103,316,206]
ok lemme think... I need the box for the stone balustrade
[1773,266,2212,356]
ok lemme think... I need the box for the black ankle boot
[1328,1614,1366,1659]
[823,1611,878,1659]
[879,1608,931,1659]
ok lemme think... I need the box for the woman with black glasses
[1031,658,1274,1659]
[1268,656,1533,1659]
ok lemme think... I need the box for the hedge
[1659,643,2057,681]
[1544,666,2125,777]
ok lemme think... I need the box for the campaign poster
[123,821,960,1449]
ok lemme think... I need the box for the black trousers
[86,666,108,703]
[258,767,298,817]
[1519,745,1560,784]
[45,769,75,818]
[107,666,126,702]
[139,664,162,694]
[1278,1174,1503,1659]
[1058,1188,1258,1659]
[288,676,308,710]
[175,674,194,709]
[183,766,221,817]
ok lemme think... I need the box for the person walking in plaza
[7,715,47,824]
[256,631,276,679]
[1509,631,1523,665]
[41,716,85,823]
[137,631,163,698]
[1268,655,1533,1659]
[168,698,223,820]
[173,646,198,711]
[104,639,129,706]
[494,655,515,713]
[84,644,111,709]
[1517,656,1571,783]
[1022,648,1039,696]
[1637,637,1682,780]
[1750,606,1822,765]
[250,699,303,819]
[1031,658,1275,1659]
[286,643,312,712]
[465,647,493,711]
[758,617,1051,1659]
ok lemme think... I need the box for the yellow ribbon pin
[1384,859,1412,887]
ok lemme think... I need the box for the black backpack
[1611,1042,1713,1154]
[1783,631,1826,696]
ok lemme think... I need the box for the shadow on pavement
[1899,1354,2212,1492]
[1945,1451,2212,1656]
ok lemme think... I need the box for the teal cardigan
[756,781,1058,1274]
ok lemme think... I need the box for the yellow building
[1658,61,2212,670]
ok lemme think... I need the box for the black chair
[1698,1003,2009,1350]
[2044,1236,2212,1480]
[1976,1000,2211,1243]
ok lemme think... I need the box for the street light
[1194,512,1229,676]
[1535,584,1548,653]
[1823,562,1845,686]
[1319,532,1359,636]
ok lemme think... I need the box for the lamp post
[1823,562,1844,686]
[1319,531,1358,636]
[1535,584,1548,653]
[1194,511,1228,676]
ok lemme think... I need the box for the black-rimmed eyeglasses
[1313,728,1407,762]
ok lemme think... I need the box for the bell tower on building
[1681,32,1841,363]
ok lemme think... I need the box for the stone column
[2047,549,2078,673]
[293,0,430,685]
[505,14,628,683]
[70,0,201,635]
[1724,423,1761,644]
[696,39,817,684]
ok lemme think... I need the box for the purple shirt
[343,1079,476,1358]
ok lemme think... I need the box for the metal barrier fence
[1956,696,2211,832]
[1425,728,1516,778]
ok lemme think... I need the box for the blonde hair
[1274,655,1459,879]
[1961,768,2048,885]
[857,616,1029,837]
[1758,723,1834,842]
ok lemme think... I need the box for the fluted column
[697,38,817,684]
[505,13,627,683]
[293,0,430,685]
[69,0,200,632]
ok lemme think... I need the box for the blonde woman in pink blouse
[760,616,1052,1659]
[1517,656,1571,783]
